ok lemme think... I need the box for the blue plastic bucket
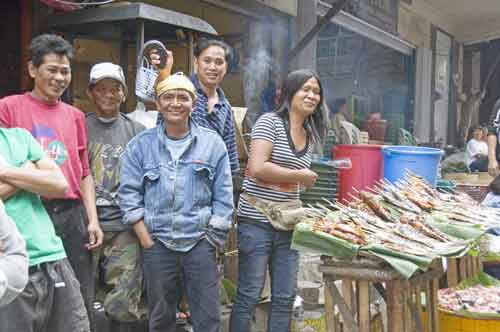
[382,146,444,186]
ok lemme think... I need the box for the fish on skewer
[359,191,398,223]
[399,212,453,242]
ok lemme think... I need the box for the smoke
[242,20,289,129]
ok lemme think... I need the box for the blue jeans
[142,238,220,332]
[230,219,299,332]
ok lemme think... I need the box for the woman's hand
[296,168,318,189]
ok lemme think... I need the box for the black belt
[29,262,48,274]
[42,199,81,213]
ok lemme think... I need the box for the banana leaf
[367,251,423,279]
[291,222,360,260]
[430,241,471,257]
[426,214,486,240]
[361,243,436,278]
[292,223,434,278]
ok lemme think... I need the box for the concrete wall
[397,0,455,47]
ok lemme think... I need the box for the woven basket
[135,40,167,103]
[455,184,489,203]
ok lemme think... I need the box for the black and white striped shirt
[237,112,312,222]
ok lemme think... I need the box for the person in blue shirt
[151,39,240,175]
[118,72,234,332]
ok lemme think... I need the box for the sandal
[176,310,188,325]
[177,301,191,325]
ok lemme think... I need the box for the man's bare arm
[80,175,103,250]
[0,158,67,198]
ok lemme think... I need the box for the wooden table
[320,256,444,332]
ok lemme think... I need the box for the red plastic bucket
[333,144,383,202]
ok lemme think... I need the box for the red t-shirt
[0,93,90,200]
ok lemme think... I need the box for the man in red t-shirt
[0,34,103,322]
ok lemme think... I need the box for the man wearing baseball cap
[85,62,147,328]
[119,73,233,332]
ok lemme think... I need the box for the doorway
[0,1,21,98]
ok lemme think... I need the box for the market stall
[292,172,499,331]
[321,256,443,332]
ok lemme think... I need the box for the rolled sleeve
[118,142,145,226]
[223,110,240,174]
[207,143,234,249]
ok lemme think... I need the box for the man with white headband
[118,73,233,332]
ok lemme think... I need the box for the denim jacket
[118,119,234,252]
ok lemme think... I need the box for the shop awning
[318,1,415,55]
[48,2,217,38]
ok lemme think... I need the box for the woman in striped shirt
[230,70,328,332]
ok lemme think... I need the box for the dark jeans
[0,258,90,332]
[43,199,94,324]
[143,238,220,332]
[470,157,488,172]
[230,219,299,332]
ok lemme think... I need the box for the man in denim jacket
[118,73,233,332]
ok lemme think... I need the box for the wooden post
[414,283,424,332]
[386,280,404,332]
[357,281,370,332]
[403,282,412,332]
[447,257,458,287]
[120,29,129,113]
[471,255,478,276]
[20,0,33,92]
[459,256,467,282]
[188,31,194,76]
[425,281,434,332]
[430,279,440,332]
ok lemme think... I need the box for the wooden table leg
[430,279,440,332]
[425,281,433,332]
[357,281,370,332]
[386,280,404,332]
[324,276,338,332]
[404,282,412,332]
[414,282,424,332]
[343,279,354,313]
[329,281,360,332]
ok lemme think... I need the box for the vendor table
[320,256,444,332]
